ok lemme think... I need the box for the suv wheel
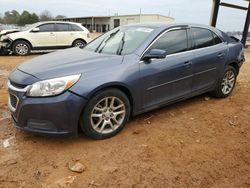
[212,66,237,98]
[81,89,131,139]
[13,40,31,56]
[73,40,86,49]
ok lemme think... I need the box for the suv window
[149,29,188,56]
[70,24,83,31]
[38,24,55,32]
[192,28,215,49]
[56,23,69,32]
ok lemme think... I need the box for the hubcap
[74,42,85,49]
[221,70,235,95]
[90,97,126,134]
[15,43,28,55]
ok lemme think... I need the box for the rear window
[192,28,223,49]
[56,23,69,32]
[71,24,83,31]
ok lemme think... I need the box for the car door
[139,28,194,109]
[190,27,228,92]
[30,23,57,47]
[55,23,73,46]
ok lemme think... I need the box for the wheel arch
[11,38,33,49]
[228,61,239,75]
[72,38,87,46]
[86,83,134,115]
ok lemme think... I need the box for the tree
[39,10,53,21]
[4,10,20,24]
[0,13,3,24]
[55,15,66,19]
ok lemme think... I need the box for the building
[56,14,174,32]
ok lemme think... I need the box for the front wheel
[211,66,237,98]
[81,89,131,139]
[12,40,31,56]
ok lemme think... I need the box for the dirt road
[0,51,250,188]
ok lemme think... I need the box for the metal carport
[210,0,250,46]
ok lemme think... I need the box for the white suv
[0,21,91,55]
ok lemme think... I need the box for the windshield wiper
[116,32,126,55]
[95,29,120,53]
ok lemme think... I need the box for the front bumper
[0,39,12,54]
[8,82,87,137]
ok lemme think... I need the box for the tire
[80,89,131,140]
[12,40,31,56]
[72,39,86,49]
[211,66,237,98]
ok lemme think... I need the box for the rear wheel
[13,40,31,56]
[211,66,237,98]
[72,40,86,49]
[81,89,131,139]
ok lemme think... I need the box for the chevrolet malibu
[7,23,244,139]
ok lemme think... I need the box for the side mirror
[31,28,39,32]
[142,49,166,61]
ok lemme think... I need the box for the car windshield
[22,23,40,31]
[85,26,155,55]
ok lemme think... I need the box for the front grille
[9,94,18,111]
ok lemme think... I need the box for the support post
[242,2,250,47]
[210,0,220,27]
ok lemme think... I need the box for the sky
[0,0,249,31]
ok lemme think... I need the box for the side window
[149,29,188,55]
[56,23,69,32]
[192,28,214,49]
[70,24,83,31]
[38,24,55,32]
[212,32,223,45]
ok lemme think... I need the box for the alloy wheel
[90,97,126,134]
[15,43,29,55]
[221,70,235,95]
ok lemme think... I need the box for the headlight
[26,74,81,97]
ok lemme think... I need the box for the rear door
[139,28,194,109]
[55,23,73,46]
[190,27,228,92]
[30,23,57,47]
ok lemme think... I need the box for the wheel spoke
[113,104,123,110]
[114,110,125,117]
[91,113,102,118]
[94,106,103,112]
[100,120,109,133]
[90,96,126,134]
[93,119,103,129]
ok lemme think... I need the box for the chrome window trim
[7,80,30,92]
[140,27,184,60]
[139,25,226,62]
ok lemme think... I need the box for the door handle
[183,61,192,67]
[217,53,225,58]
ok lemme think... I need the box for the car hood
[0,29,20,37]
[18,47,124,80]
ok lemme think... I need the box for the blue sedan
[7,23,245,139]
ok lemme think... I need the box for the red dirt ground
[0,51,249,188]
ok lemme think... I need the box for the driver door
[139,28,194,109]
[29,23,57,47]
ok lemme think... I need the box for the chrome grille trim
[7,80,30,92]
[8,94,19,112]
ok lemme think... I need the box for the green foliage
[0,10,64,25]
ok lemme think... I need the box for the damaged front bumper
[0,38,12,54]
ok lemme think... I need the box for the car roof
[35,21,80,25]
[126,22,220,31]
